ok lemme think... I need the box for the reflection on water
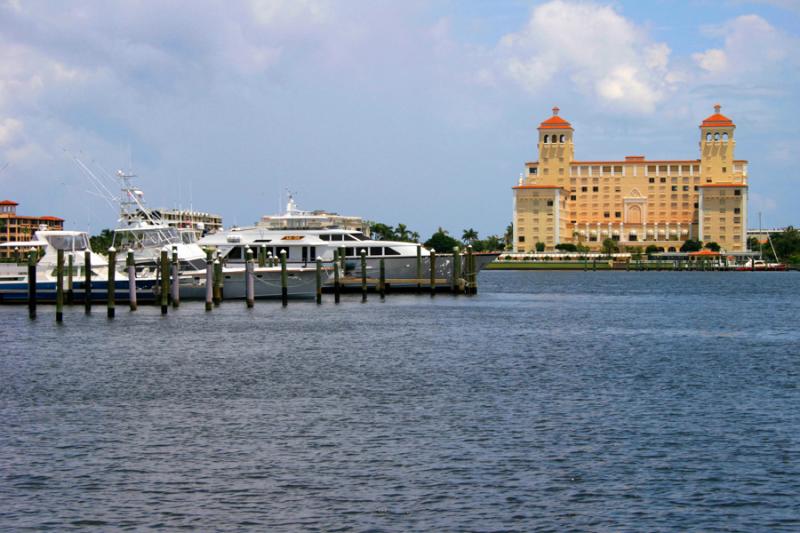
[1,271,799,531]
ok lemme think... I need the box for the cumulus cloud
[693,15,797,78]
[495,0,677,113]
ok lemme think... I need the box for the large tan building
[512,105,748,252]
[0,200,64,258]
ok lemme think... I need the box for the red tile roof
[38,216,64,221]
[701,104,734,127]
[539,106,572,130]
[0,200,18,205]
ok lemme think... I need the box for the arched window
[722,132,729,142]
[543,134,549,143]
[668,247,676,252]
[706,132,711,142]
[559,134,565,143]
[714,132,720,141]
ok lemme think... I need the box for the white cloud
[693,15,796,78]
[0,118,23,147]
[495,0,676,113]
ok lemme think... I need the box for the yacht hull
[176,267,321,300]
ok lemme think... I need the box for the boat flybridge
[0,229,156,302]
[110,171,207,273]
[198,195,499,285]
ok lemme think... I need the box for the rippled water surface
[2,271,799,531]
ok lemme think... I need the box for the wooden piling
[430,248,436,297]
[107,247,116,319]
[280,250,288,307]
[56,249,64,323]
[467,245,475,295]
[27,249,37,320]
[171,245,180,308]
[416,245,422,294]
[333,250,340,304]
[379,258,385,300]
[360,249,367,302]
[340,247,346,273]
[213,257,222,306]
[246,247,255,308]
[205,250,213,311]
[160,248,169,315]
[127,250,137,311]
[451,246,460,294]
[259,245,266,268]
[67,253,74,304]
[84,249,92,313]
[316,256,322,304]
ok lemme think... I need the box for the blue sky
[1,0,798,238]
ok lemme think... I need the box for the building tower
[536,107,574,188]
[699,103,736,182]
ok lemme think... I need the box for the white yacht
[198,195,499,286]
[0,229,157,303]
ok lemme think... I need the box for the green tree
[90,229,115,254]
[601,238,618,256]
[370,222,395,241]
[704,241,721,252]
[680,239,703,252]
[394,223,410,241]
[746,236,761,253]
[504,222,514,250]
[535,242,545,252]
[645,244,663,258]
[482,235,504,251]
[462,228,479,244]
[555,243,578,252]
[424,229,459,252]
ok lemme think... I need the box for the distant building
[746,227,792,244]
[257,195,369,233]
[123,208,223,238]
[513,105,748,252]
[0,200,64,258]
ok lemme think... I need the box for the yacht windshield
[114,227,180,249]
[44,234,89,251]
[180,231,196,244]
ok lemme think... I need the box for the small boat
[0,230,157,303]
[734,259,787,271]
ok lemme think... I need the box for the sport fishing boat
[198,195,499,286]
[111,171,207,274]
[0,229,157,303]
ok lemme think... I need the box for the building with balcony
[0,200,64,258]
[512,105,748,252]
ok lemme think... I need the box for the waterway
[1,271,799,531]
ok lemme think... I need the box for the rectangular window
[660,177,666,183]
[529,167,537,175]
[518,236,525,243]
[734,207,740,214]
[671,185,678,191]
[734,189,741,196]
[615,211,621,218]
[570,195,576,201]
[546,200,553,206]
[581,186,588,192]
[649,177,655,183]
[683,186,689,191]
[370,247,382,256]
[603,212,610,218]
[592,186,599,192]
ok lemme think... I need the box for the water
[2,271,799,531]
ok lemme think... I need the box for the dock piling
[160,248,169,315]
[333,250,340,304]
[360,249,367,302]
[467,245,475,295]
[280,250,288,307]
[379,258,385,300]
[127,250,137,311]
[258,245,266,268]
[246,247,255,308]
[430,248,436,297]
[56,249,64,323]
[67,253,74,304]
[107,247,116,319]
[315,256,322,304]
[171,245,180,308]
[451,246,460,294]
[213,257,222,306]
[205,249,213,311]
[416,245,422,294]
[84,249,92,313]
[27,249,36,320]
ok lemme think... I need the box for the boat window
[44,234,89,251]
[302,247,308,263]
[370,247,382,256]
[309,246,316,260]
[343,234,357,241]
[181,232,196,244]
[276,246,290,258]
[331,234,343,241]
[345,247,355,257]
[384,247,401,256]
[319,235,331,241]
[350,233,367,240]
[227,247,243,260]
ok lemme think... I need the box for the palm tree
[395,223,410,242]
[462,228,478,243]
[410,231,420,243]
